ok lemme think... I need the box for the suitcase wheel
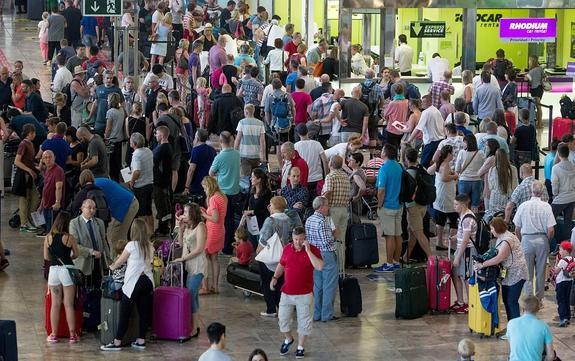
[479,333,485,339]
[367,210,377,220]
[243,290,252,297]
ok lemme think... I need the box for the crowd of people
[0,0,569,360]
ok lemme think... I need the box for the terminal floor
[1,12,575,361]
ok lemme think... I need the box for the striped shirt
[236,117,265,159]
[311,93,334,135]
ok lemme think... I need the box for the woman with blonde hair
[200,176,228,294]
[150,12,173,67]
[53,92,72,126]
[175,38,190,98]
[101,219,155,351]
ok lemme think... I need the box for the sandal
[209,287,219,294]
[190,327,200,338]
[46,334,58,343]
[198,288,210,295]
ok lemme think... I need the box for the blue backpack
[272,93,291,133]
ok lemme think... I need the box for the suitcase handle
[169,260,185,288]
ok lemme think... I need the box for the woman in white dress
[150,12,173,67]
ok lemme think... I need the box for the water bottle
[418,52,424,66]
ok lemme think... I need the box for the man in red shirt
[270,226,323,359]
[39,150,65,236]
[279,142,309,188]
[284,32,302,57]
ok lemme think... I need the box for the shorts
[240,157,260,178]
[530,85,543,99]
[368,124,378,141]
[406,204,427,232]
[134,184,153,217]
[453,248,475,278]
[433,210,458,228]
[457,180,483,209]
[378,207,402,236]
[47,265,74,287]
[171,152,182,171]
[278,292,313,336]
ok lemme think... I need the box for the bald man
[310,74,333,102]
[209,83,244,135]
[0,66,12,106]
[69,199,110,280]
[339,86,369,143]
[39,150,65,234]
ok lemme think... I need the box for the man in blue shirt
[90,70,122,135]
[209,131,240,255]
[40,121,70,169]
[473,71,503,121]
[6,108,47,151]
[94,177,139,246]
[22,79,49,123]
[374,143,403,273]
[184,129,217,197]
[507,295,555,361]
[285,60,299,93]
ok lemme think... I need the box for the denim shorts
[458,180,483,208]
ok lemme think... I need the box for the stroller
[361,182,378,220]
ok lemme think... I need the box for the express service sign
[83,0,122,16]
[499,18,557,43]
[410,22,446,38]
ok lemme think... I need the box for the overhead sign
[83,0,122,17]
[499,18,557,43]
[410,22,446,38]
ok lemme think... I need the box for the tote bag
[255,232,283,264]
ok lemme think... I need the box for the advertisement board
[499,18,556,43]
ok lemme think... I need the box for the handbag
[255,219,283,264]
[542,76,552,92]
[246,215,260,236]
[312,61,324,77]
[101,275,122,300]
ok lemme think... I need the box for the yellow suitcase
[468,283,502,338]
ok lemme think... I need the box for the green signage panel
[410,21,446,38]
[83,0,123,16]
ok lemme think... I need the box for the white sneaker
[260,311,277,317]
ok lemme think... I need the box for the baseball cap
[560,241,573,253]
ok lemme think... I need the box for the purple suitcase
[152,261,192,342]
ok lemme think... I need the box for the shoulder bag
[255,218,283,264]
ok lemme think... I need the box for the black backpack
[462,213,491,254]
[560,96,575,120]
[399,167,417,204]
[229,106,244,130]
[408,165,436,206]
[86,189,111,225]
[61,79,79,107]
[493,59,509,81]
[360,82,379,117]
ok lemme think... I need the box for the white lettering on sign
[509,22,548,30]
[107,0,116,13]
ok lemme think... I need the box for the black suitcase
[27,0,44,20]
[339,275,362,317]
[345,223,379,268]
[0,320,17,361]
[83,288,102,332]
[394,266,428,319]
[226,263,262,296]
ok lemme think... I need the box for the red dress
[205,193,228,254]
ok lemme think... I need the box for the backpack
[360,82,379,117]
[399,167,417,204]
[461,213,491,254]
[230,106,244,130]
[408,165,436,206]
[61,79,79,107]
[560,95,575,120]
[86,189,111,225]
[493,59,510,81]
[406,82,421,100]
[84,59,99,80]
[271,93,291,133]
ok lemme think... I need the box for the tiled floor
[1,10,575,361]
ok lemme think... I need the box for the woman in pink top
[200,176,228,293]
[291,78,312,131]
[383,82,409,150]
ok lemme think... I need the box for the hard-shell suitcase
[226,262,262,296]
[426,256,452,313]
[83,288,101,332]
[99,297,139,345]
[152,261,192,342]
[345,223,379,268]
[0,320,17,361]
[551,117,575,142]
[45,288,84,337]
[468,282,501,338]
[395,266,428,319]
[339,275,362,317]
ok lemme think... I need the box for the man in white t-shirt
[294,124,329,203]
[141,64,174,96]
[405,94,446,168]
[472,62,501,92]
[394,34,414,76]
[427,53,450,83]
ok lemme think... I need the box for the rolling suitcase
[45,287,84,337]
[395,266,428,319]
[551,117,575,142]
[226,262,262,296]
[345,223,379,268]
[468,281,501,338]
[339,274,362,317]
[152,262,192,342]
[0,320,17,361]
[426,256,452,313]
[99,297,140,345]
[83,288,102,332]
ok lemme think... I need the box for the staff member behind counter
[394,34,413,76]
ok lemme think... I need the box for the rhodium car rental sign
[499,18,557,43]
